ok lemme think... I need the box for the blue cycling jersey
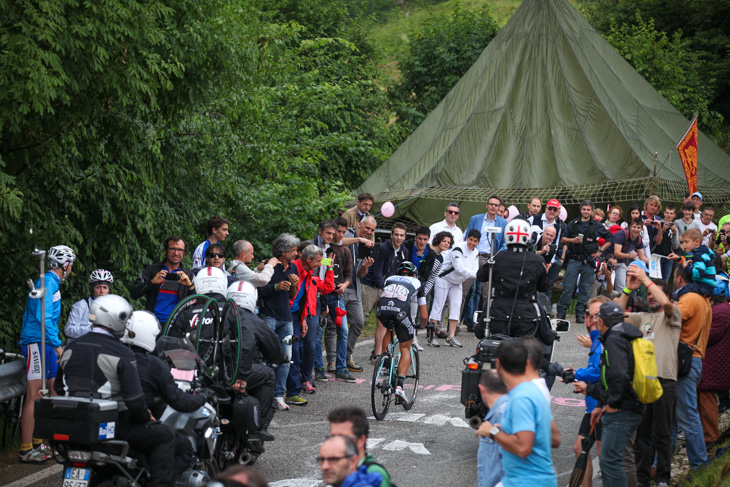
[20,271,63,348]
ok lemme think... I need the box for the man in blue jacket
[571,295,608,486]
[19,245,75,463]
[465,195,508,309]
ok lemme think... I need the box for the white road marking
[366,438,386,449]
[269,479,322,487]
[5,464,63,487]
[382,440,431,455]
[422,414,470,428]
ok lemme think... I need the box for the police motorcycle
[34,313,220,486]
[163,267,263,467]
[460,222,571,429]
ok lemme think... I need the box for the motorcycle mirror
[552,319,570,333]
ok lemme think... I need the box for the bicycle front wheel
[401,345,420,410]
[371,353,392,420]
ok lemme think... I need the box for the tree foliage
[392,5,500,131]
[0,0,399,350]
[603,13,724,140]
[582,0,730,143]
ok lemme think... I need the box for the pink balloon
[506,205,520,221]
[381,201,395,218]
[559,207,568,221]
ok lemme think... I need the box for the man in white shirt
[690,192,703,219]
[429,202,464,244]
[529,199,566,299]
[696,206,718,248]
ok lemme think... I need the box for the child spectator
[669,228,717,296]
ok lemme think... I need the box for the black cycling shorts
[578,412,602,440]
[376,306,414,344]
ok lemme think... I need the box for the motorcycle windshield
[157,336,199,371]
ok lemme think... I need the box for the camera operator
[590,254,616,299]
[475,219,549,340]
[534,225,557,266]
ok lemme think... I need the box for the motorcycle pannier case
[34,396,119,444]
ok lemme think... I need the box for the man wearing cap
[528,199,567,299]
[574,301,645,487]
[690,192,703,219]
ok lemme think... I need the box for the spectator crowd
[17,190,730,487]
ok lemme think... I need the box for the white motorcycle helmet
[504,219,531,247]
[89,294,133,338]
[121,311,161,352]
[227,281,258,313]
[193,267,227,296]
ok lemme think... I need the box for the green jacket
[358,453,392,487]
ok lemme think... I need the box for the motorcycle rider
[121,310,207,476]
[227,280,283,442]
[55,294,177,487]
[475,219,551,340]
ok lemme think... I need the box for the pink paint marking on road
[551,397,586,407]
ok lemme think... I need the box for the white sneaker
[395,386,407,402]
[429,337,440,347]
[274,396,290,411]
[445,337,463,348]
[413,337,424,351]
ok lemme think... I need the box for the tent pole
[650,152,658,196]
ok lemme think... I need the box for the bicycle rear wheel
[401,345,420,410]
[371,353,393,420]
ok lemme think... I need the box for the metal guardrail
[0,360,26,403]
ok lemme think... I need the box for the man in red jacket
[285,244,335,405]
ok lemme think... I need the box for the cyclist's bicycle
[371,328,420,420]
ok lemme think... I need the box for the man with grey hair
[230,240,279,286]
[319,435,381,487]
[429,202,464,244]
[286,244,334,405]
[259,233,301,411]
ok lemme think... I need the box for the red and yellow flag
[677,116,698,194]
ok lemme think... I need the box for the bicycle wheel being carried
[371,352,393,420]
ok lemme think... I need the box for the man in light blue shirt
[465,195,508,309]
[481,340,557,487]
[475,369,508,487]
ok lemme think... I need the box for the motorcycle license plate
[63,467,90,487]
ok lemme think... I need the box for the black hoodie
[586,321,646,415]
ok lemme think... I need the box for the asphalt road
[5,315,602,487]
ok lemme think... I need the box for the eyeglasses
[317,455,351,465]
[209,253,225,259]
[168,248,185,253]
[487,202,500,207]
[588,313,600,321]
[547,207,559,211]
[447,210,460,215]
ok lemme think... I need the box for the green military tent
[357,0,730,226]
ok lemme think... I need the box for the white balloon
[381,201,395,218]
[507,205,520,221]
[559,206,568,221]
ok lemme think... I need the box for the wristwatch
[489,425,501,440]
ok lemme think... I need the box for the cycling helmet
[48,245,76,268]
[89,269,114,288]
[227,281,258,313]
[89,294,133,338]
[121,311,160,352]
[193,266,227,296]
[504,219,531,247]
[397,261,417,277]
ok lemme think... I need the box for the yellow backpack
[632,338,663,404]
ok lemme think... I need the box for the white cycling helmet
[89,294,133,338]
[193,266,228,296]
[227,281,258,313]
[48,245,76,268]
[504,219,531,247]
[121,311,161,352]
[89,269,114,287]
